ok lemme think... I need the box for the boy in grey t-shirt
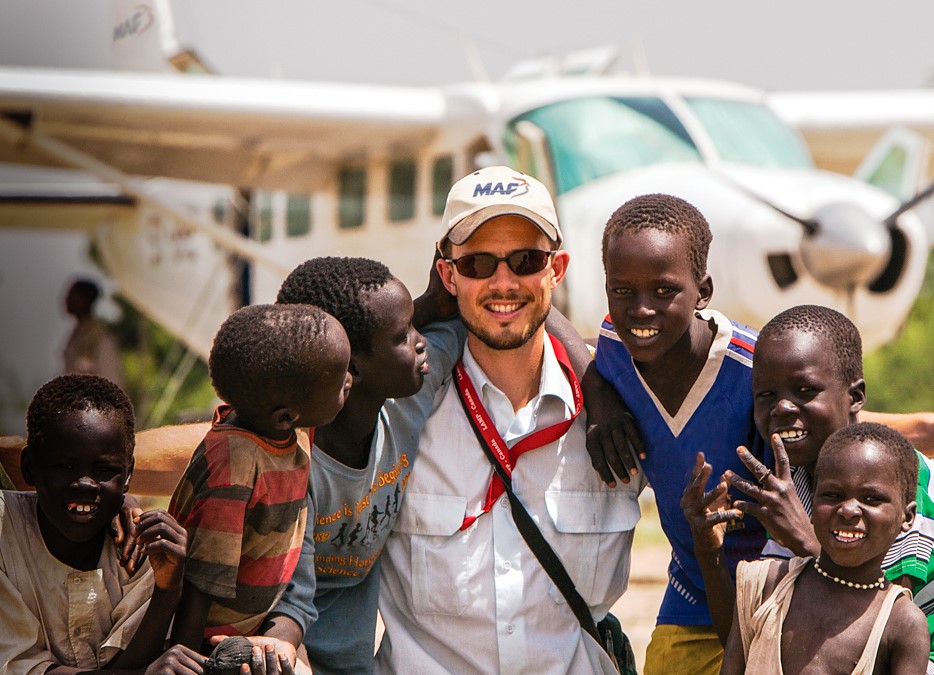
[263,257,465,673]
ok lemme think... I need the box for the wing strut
[0,115,289,276]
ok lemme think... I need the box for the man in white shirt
[377,166,644,674]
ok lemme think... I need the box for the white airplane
[1,0,933,362]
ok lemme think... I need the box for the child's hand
[726,437,820,556]
[135,509,187,592]
[680,452,741,553]
[414,249,459,327]
[243,644,296,675]
[144,644,209,674]
[207,637,300,675]
[582,366,643,486]
[111,493,145,575]
[586,409,643,486]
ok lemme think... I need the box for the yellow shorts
[643,624,723,675]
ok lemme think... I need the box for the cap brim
[444,204,561,246]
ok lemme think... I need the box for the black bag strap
[455,384,601,643]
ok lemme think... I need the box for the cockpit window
[505,97,701,194]
[685,97,813,169]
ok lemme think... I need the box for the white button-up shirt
[0,492,155,674]
[377,335,644,674]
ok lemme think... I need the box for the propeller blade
[713,171,818,235]
[884,180,934,228]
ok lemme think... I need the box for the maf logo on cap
[472,177,530,199]
[441,166,562,247]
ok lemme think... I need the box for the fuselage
[79,73,925,358]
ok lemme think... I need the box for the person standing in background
[63,278,125,390]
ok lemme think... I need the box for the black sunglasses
[445,249,555,279]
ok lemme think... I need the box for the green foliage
[864,250,934,412]
[112,296,216,428]
[87,240,215,427]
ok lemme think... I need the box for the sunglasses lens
[455,254,497,278]
[508,250,550,275]
[451,251,552,278]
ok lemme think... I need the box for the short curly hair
[816,422,917,507]
[276,257,393,353]
[602,194,712,284]
[758,305,862,385]
[209,303,336,420]
[26,374,135,455]
[68,278,101,304]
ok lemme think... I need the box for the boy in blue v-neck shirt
[594,194,771,675]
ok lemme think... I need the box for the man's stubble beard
[461,298,551,351]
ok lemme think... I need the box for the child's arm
[170,582,214,650]
[885,594,930,675]
[412,250,459,329]
[581,361,643,486]
[45,645,207,675]
[861,410,934,458]
[107,510,188,669]
[681,452,743,645]
[544,307,644,485]
[260,491,317,649]
[718,602,746,675]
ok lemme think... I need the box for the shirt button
[505,623,515,634]
[503,560,512,570]
[73,578,81,585]
[500,497,508,508]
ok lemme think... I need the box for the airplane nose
[799,202,891,288]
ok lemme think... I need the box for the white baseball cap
[439,166,562,247]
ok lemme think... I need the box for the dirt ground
[374,489,670,673]
[613,489,669,672]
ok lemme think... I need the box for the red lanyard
[455,335,582,530]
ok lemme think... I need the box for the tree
[864,251,934,413]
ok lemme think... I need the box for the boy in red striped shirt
[168,304,352,653]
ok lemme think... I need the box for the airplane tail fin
[111,0,213,73]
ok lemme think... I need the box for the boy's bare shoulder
[761,557,793,599]
[879,589,929,674]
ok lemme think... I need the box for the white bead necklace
[813,558,885,590]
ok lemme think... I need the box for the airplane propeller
[798,202,890,288]
[721,173,934,292]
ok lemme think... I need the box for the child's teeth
[833,530,865,542]
[779,429,808,442]
[631,328,659,338]
[67,503,96,513]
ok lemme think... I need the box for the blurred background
[1,0,933,434]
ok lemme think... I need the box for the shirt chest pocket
[544,488,641,607]
[393,493,472,616]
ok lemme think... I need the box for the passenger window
[286,194,311,237]
[255,192,273,242]
[339,168,367,229]
[212,198,227,225]
[432,156,454,215]
[389,160,417,221]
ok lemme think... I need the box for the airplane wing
[0,163,136,230]
[0,67,446,192]
[769,89,934,176]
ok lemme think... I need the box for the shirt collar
[461,331,575,414]
[696,308,732,359]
